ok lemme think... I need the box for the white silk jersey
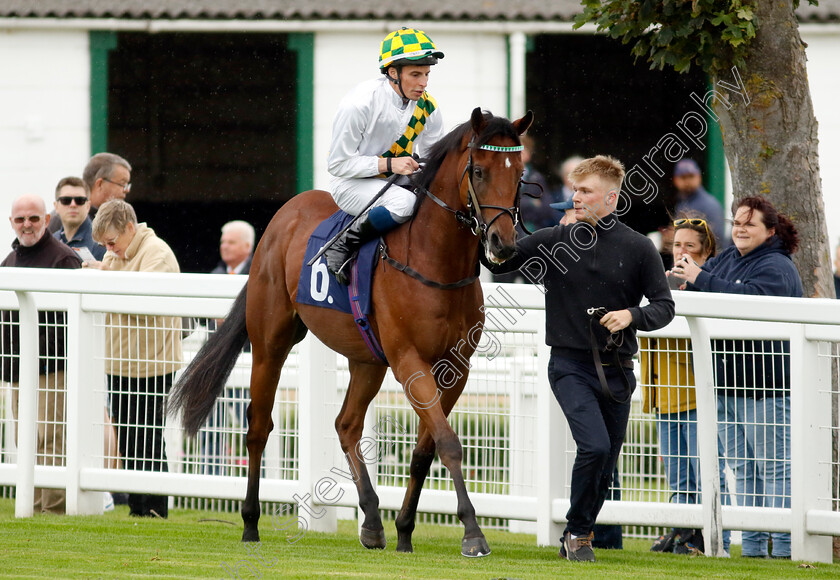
[327,76,445,182]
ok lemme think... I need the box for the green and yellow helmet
[379,27,444,70]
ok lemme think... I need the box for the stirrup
[329,253,356,285]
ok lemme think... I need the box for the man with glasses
[49,152,132,234]
[53,176,106,261]
[2,194,81,514]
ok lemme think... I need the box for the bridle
[380,131,525,290]
[420,133,524,244]
[459,137,525,241]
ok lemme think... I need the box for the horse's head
[461,107,534,264]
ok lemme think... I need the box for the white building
[0,1,838,269]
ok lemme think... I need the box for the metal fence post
[297,334,337,533]
[65,293,105,514]
[789,325,832,562]
[14,291,37,517]
[685,316,726,557]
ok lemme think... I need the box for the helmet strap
[388,66,409,102]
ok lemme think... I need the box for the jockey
[324,27,446,284]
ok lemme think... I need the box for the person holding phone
[671,196,802,559]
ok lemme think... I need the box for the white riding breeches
[329,177,416,222]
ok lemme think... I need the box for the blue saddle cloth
[297,211,379,316]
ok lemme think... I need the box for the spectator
[1,194,82,514]
[553,155,584,204]
[517,135,554,233]
[201,220,255,474]
[647,221,676,272]
[673,159,726,245]
[484,155,675,562]
[211,220,254,275]
[49,153,132,234]
[52,176,120,502]
[492,137,554,284]
[89,200,182,518]
[642,214,731,555]
[52,176,106,261]
[550,200,575,226]
[671,195,802,559]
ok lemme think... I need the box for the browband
[476,144,524,152]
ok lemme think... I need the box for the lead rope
[587,307,633,404]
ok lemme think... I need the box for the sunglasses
[12,215,42,224]
[57,196,89,206]
[674,218,708,229]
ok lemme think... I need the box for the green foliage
[574,0,765,75]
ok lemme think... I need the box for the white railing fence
[0,268,838,562]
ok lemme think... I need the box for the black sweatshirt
[1,230,82,381]
[487,217,675,362]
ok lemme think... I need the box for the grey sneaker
[562,531,595,562]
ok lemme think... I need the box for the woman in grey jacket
[672,195,802,558]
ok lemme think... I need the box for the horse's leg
[395,361,489,557]
[436,377,489,556]
[395,421,434,553]
[335,360,388,549]
[241,317,305,542]
[241,358,279,541]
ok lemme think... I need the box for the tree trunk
[713,0,832,298]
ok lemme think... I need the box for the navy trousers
[548,355,634,537]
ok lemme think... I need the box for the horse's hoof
[242,528,260,543]
[360,527,386,550]
[461,536,491,558]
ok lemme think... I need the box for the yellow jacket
[102,224,182,378]
[640,337,697,415]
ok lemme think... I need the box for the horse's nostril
[490,232,502,250]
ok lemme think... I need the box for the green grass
[0,498,836,579]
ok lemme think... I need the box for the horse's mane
[415,111,522,191]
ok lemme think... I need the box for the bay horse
[170,107,533,556]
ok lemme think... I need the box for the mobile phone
[74,246,96,263]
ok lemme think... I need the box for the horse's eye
[473,166,484,180]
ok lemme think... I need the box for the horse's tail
[169,282,249,436]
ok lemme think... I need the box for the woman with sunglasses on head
[671,196,802,559]
[643,213,730,555]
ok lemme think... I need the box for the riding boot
[325,208,395,285]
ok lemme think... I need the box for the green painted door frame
[289,33,315,194]
[705,78,727,206]
[89,31,117,155]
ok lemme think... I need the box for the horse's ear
[470,107,486,134]
[512,110,534,136]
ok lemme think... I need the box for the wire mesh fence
[1,280,839,560]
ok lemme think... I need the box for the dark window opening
[526,34,708,236]
[107,32,297,272]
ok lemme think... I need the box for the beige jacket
[102,224,182,378]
